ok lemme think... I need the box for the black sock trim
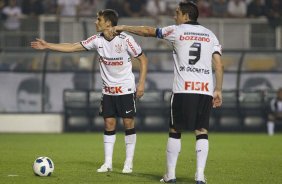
[196,134,208,140]
[125,128,136,135]
[169,132,181,139]
[104,130,116,135]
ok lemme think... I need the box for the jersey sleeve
[211,33,222,56]
[80,35,98,50]
[156,25,177,42]
[125,35,142,58]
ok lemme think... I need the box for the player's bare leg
[97,117,116,173]
[160,128,179,183]
[122,118,136,173]
[267,114,275,136]
[194,128,209,184]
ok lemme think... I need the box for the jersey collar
[184,21,200,25]
[100,33,116,42]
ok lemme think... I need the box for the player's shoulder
[200,25,217,38]
[97,33,104,39]
[86,33,101,40]
[118,32,132,40]
[161,24,178,31]
[81,34,100,45]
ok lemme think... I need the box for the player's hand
[30,38,48,50]
[136,83,145,99]
[212,90,222,108]
[111,25,124,35]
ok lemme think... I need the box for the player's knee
[195,128,208,135]
[104,119,116,131]
[268,114,275,121]
[123,118,134,129]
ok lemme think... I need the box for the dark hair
[179,1,199,21]
[98,9,119,26]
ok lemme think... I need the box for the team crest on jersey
[115,44,123,53]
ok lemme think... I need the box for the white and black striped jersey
[81,32,142,95]
[156,22,222,96]
[270,99,282,113]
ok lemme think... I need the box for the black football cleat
[160,175,176,183]
[196,181,206,184]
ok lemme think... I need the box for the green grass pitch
[0,133,281,184]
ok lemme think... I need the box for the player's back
[170,23,221,96]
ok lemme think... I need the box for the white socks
[124,133,136,165]
[196,138,209,181]
[166,137,181,179]
[103,134,116,167]
[103,129,137,169]
[164,134,209,181]
[267,121,275,136]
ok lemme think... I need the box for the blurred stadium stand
[1,16,282,49]
[0,15,282,132]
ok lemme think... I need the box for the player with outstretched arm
[112,1,223,184]
[31,9,148,174]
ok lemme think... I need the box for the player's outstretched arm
[30,38,85,52]
[112,25,157,37]
[136,53,148,98]
[212,53,224,108]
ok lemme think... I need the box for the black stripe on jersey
[156,28,163,39]
[134,52,143,58]
[80,42,89,51]
[98,33,103,38]
[119,33,127,39]
[213,51,222,56]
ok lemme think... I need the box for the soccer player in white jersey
[31,9,148,174]
[267,88,282,136]
[112,1,223,184]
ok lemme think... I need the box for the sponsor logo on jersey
[184,32,209,37]
[82,35,97,45]
[180,35,210,42]
[126,38,137,55]
[104,86,123,94]
[99,56,123,66]
[115,44,123,53]
[184,81,209,92]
